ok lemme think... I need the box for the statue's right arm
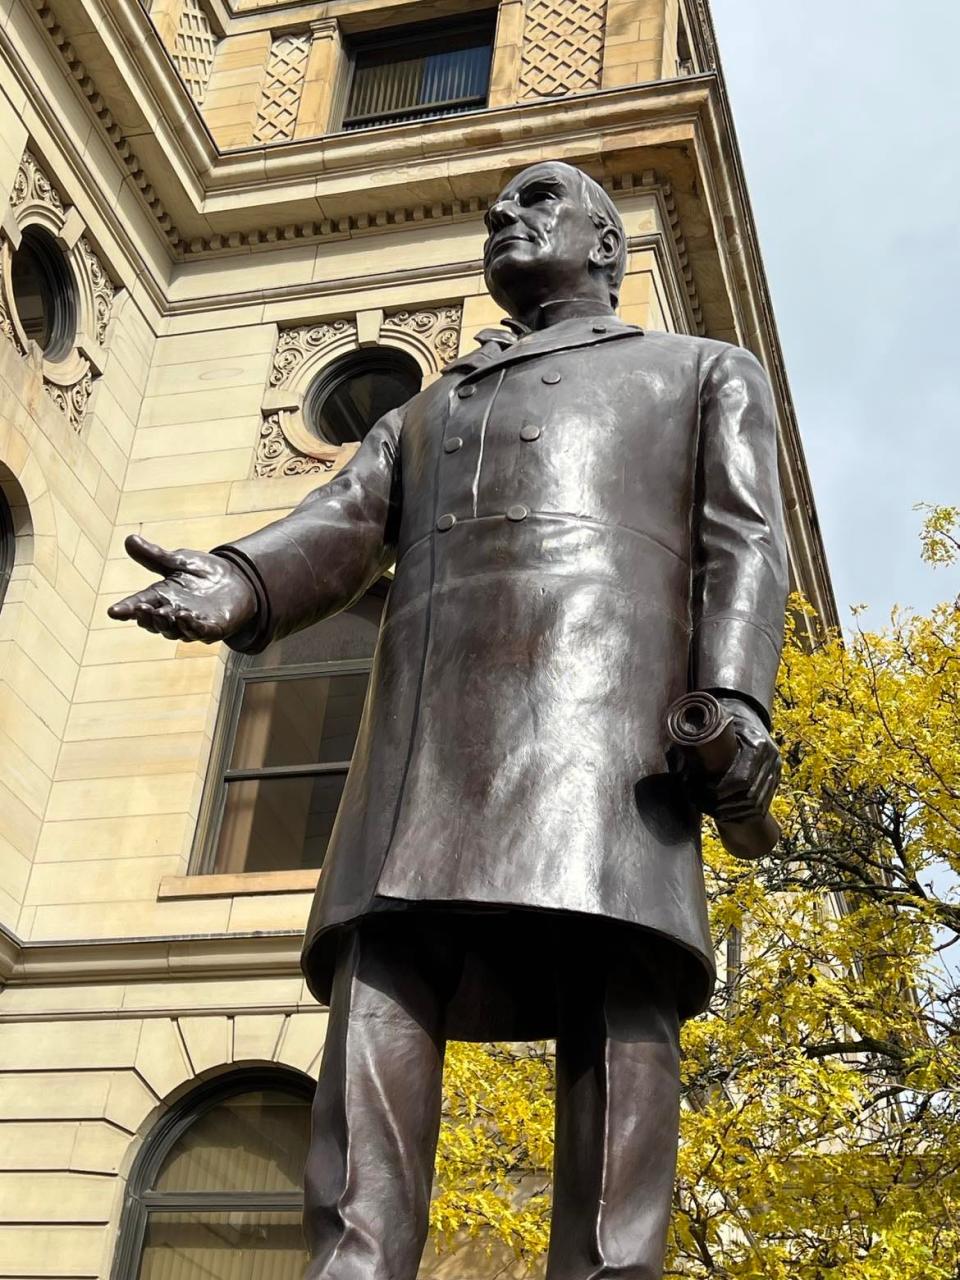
[108,406,403,652]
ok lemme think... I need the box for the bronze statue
[110,161,788,1280]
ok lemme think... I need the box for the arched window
[304,346,421,446]
[0,484,14,609]
[195,585,387,875]
[113,1069,312,1279]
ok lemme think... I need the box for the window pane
[344,22,493,128]
[10,238,51,348]
[315,365,418,445]
[139,1210,306,1278]
[252,594,384,668]
[214,773,348,874]
[154,1090,310,1193]
[230,673,368,771]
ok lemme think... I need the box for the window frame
[337,10,497,133]
[111,1067,314,1280]
[10,223,78,362]
[193,654,374,877]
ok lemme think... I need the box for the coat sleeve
[692,345,789,724]
[213,406,403,654]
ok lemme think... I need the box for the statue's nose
[487,199,520,232]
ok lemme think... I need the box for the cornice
[0,918,303,987]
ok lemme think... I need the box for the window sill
[158,870,321,901]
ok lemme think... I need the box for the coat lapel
[443,317,644,387]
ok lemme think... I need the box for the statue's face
[483,163,605,317]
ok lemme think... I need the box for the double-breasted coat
[218,315,788,1038]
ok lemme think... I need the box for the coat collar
[443,315,644,384]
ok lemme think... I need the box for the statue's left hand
[690,696,782,825]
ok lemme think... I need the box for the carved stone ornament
[0,149,116,432]
[519,0,608,99]
[255,307,463,479]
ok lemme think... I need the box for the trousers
[303,915,681,1280]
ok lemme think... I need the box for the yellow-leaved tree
[431,504,960,1279]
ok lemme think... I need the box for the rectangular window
[195,591,386,878]
[340,14,496,132]
[213,668,370,875]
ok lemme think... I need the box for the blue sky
[710,0,960,623]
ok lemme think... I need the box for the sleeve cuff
[211,548,273,655]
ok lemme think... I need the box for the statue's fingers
[110,584,168,623]
[174,609,216,644]
[131,603,162,634]
[124,534,186,577]
[107,595,138,621]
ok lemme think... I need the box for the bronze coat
[219,316,788,1035]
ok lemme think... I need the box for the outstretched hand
[107,534,257,644]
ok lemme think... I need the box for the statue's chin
[485,254,544,317]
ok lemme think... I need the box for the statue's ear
[589,223,623,273]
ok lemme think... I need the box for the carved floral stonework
[44,370,92,424]
[80,235,116,347]
[0,149,115,432]
[381,308,462,367]
[11,150,64,214]
[268,320,356,390]
[0,255,24,354]
[255,307,463,479]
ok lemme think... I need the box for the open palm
[108,534,256,643]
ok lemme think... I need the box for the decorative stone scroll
[253,35,310,144]
[0,150,116,432]
[255,307,463,479]
[518,0,608,99]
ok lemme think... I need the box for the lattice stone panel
[518,0,608,98]
[253,34,310,143]
[173,0,216,106]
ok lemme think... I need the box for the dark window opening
[304,346,421,447]
[10,225,77,360]
[111,1070,313,1279]
[0,487,13,609]
[201,590,386,876]
[341,13,495,131]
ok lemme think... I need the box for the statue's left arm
[690,345,789,825]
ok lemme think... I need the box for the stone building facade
[0,0,835,1275]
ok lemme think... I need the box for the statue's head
[483,162,627,321]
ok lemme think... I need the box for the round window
[10,225,77,361]
[304,347,421,447]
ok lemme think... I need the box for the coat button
[541,372,561,385]
[457,385,476,399]
[436,513,456,532]
[506,505,528,522]
[519,423,541,442]
[444,436,463,453]
[592,323,607,333]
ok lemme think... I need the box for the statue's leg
[546,937,681,1280]
[303,920,449,1280]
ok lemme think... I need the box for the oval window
[10,225,77,361]
[304,347,421,447]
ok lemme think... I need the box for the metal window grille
[341,15,495,131]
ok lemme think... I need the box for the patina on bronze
[110,162,788,1280]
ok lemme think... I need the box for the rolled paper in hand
[666,691,781,860]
